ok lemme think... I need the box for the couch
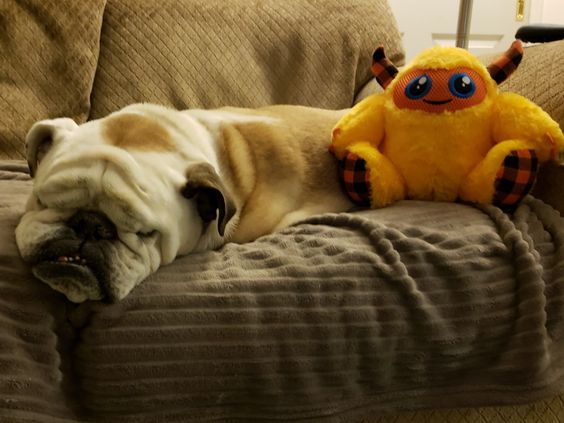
[1,1,564,422]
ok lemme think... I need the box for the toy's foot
[493,149,538,209]
[337,148,405,208]
[460,148,538,210]
[338,152,371,206]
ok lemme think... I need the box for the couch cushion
[89,0,404,118]
[0,0,106,160]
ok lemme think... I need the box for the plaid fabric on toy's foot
[494,149,538,210]
[338,152,371,206]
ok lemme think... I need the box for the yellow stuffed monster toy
[331,40,564,210]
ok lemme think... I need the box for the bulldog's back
[187,105,353,242]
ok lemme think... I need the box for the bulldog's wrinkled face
[16,104,236,303]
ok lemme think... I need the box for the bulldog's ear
[26,118,78,177]
[181,163,237,237]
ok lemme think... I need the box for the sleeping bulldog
[15,104,353,302]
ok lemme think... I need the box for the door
[389,0,532,62]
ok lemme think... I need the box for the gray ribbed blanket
[1,160,564,422]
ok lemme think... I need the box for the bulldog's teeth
[54,255,86,265]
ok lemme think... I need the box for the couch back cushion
[89,0,404,119]
[0,0,106,160]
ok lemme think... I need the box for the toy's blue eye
[449,73,476,98]
[405,74,432,100]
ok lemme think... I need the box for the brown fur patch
[213,105,353,243]
[103,113,174,151]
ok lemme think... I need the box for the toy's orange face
[393,67,487,113]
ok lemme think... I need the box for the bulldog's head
[16,104,237,303]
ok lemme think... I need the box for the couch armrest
[516,24,564,43]
[496,40,564,212]
[532,162,564,215]
[494,40,564,131]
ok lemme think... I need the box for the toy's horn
[372,46,399,89]
[487,40,524,85]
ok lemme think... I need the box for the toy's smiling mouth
[423,99,452,105]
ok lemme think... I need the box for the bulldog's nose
[67,210,117,240]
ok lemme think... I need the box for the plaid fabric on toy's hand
[494,149,538,210]
[338,152,372,206]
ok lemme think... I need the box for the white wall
[389,0,534,61]
[530,0,564,24]
[389,0,564,62]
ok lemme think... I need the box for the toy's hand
[459,140,539,209]
[339,141,405,208]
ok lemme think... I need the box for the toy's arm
[331,94,386,159]
[491,92,564,162]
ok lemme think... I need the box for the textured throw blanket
[1,160,564,422]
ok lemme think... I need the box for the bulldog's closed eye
[137,230,157,238]
[181,163,236,237]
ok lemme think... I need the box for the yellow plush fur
[332,45,564,208]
